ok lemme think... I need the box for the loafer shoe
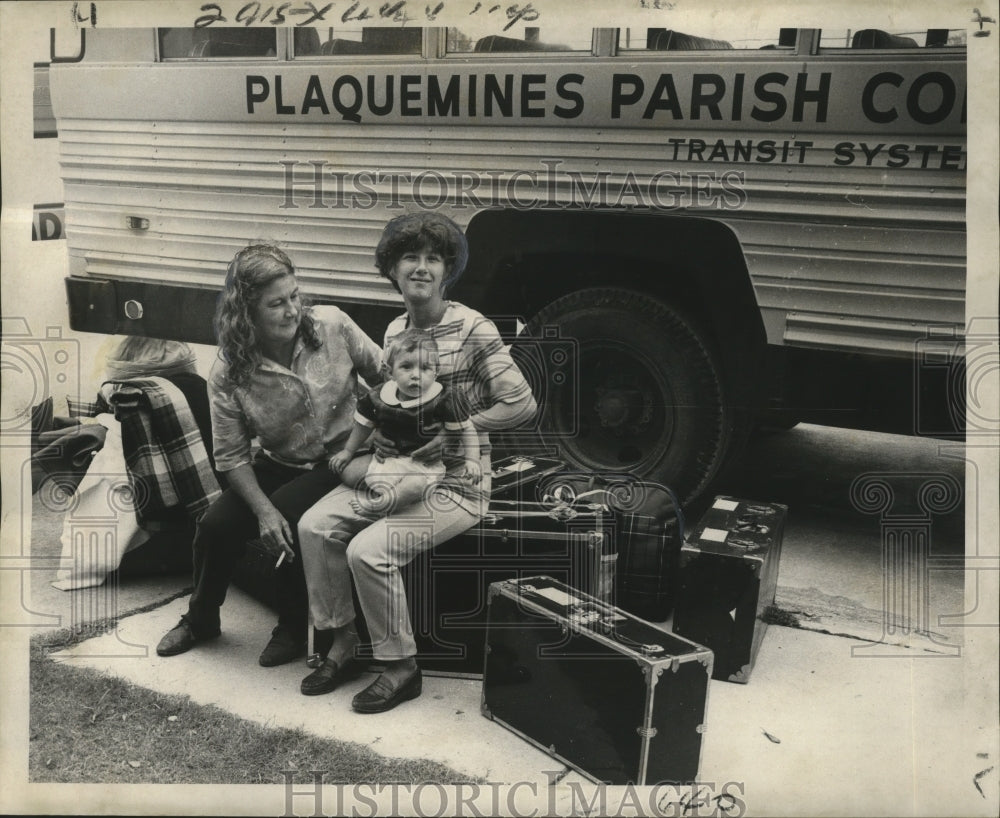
[156,616,220,657]
[352,667,422,713]
[259,625,307,667]
[300,656,362,696]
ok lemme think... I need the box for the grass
[26,500,481,786]
[29,633,480,785]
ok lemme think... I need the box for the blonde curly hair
[213,245,320,386]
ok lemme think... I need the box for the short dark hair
[374,213,469,294]
[386,328,440,369]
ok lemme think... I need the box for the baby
[329,328,481,516]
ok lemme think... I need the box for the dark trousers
[186,457,341,635]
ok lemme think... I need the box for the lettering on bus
[32,204,65,241]
[833,142,965,169]
[244,69,966,128]
[610,72,832,122]
[246,72,586,121]
[861,71,964,125]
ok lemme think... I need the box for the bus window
[294,26,423,56]
[618,26,792,51]
[445,27,590,53]
[291,28,322,56]
[818,29,968,49]
[159,28,278,59]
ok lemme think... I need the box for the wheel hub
[567,349,675,470]
[594,387,650,432]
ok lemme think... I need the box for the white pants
[364,454,446,497]
[299,476,489,660]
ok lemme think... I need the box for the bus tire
[515,288,728,505]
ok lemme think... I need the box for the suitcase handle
[545,483,685,542]
[663,485,685,543]
[521,584,670,658]
[603,626,666,657]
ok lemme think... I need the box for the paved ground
[12,425,1000,815]
[46,586,998,816]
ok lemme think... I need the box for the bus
[43,17,968,505]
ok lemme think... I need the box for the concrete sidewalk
[22,425,1000,815]
[48,584,998,817]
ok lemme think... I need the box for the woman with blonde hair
[157,244,382,666]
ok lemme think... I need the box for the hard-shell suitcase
[401,462,617,675]
[672,496,787,683]
[234,454,565,616]
[231,537,280,611]
[482,575,713,785]
[488,454,565,498]
[307,455,594,671]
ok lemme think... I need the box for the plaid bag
[537,471,685,622]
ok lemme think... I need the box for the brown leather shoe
[352,667,422,713]
[156,616,220,657]
[300,656,362,696]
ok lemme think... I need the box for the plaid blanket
[66,393,109,418]
[107,376,221,529]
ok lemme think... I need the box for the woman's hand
[369,428,399,462]
[410,430,446,463]
[224,463,294,563]
[256,504,295,563]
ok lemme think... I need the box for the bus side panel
[50,55,965,360]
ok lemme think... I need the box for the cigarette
[275,552,286,569]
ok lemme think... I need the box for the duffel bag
[537,471,685,622]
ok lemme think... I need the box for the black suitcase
[231,537,281,611]
[672,496,787,683]
[400,459,616,675]
[488,454,565,497]
[230,453,564,616]
[482,575,713,785]
[533,471,685,622]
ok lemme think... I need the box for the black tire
[513,288,728,505]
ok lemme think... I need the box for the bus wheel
[517,288,728,505]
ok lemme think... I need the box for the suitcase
[482,575,713,785]
[305,455,589,671]
[400,460,617,675]
[231,537,281,611]
[535,471,685,622]
[487,454,565,498]
[231,456,565,612]
[672,496,787,683]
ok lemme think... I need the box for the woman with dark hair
[157,244,382,666]
[298,213,536,710]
